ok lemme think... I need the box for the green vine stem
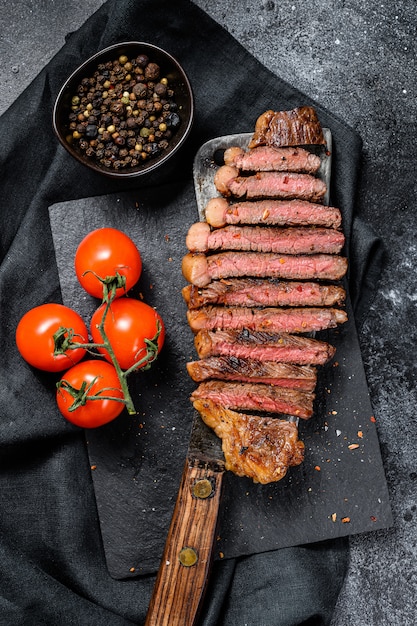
[54,273,161,416]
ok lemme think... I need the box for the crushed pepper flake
[90,465,97,471]
[370,416,376,423]
[164,234,170,242]
[348,443,360,450]
[341,517,351,523]
[358,431,363,438]
[370,516,377,522]
[129,567,135,573]
[314,465,321,471]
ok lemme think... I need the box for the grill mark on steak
[187,357,317,390]
[248,106,326,149]
[187,306,348,334]
[182,279,346,309]
[191,380,315,419]
[216,169,327,203]
[204,197,342,229]
[193,398,305,484]
[223,145,321,174]
[186,222,345,255]
[182,251,348,287]
[194,329,336,365]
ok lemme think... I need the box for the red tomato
[16,303,88,372]
[56,360,125,428]
[75,227,142,299]
[90,298,165,370]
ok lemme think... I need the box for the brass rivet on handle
[192,478,213,499]
[178,547,198,567]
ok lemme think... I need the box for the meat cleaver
[145,410,225,626]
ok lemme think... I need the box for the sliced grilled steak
[248,106,326,149]
[194,329,336,365]
[204,197,342,229]
[223,145,321,174]
[191,380,315,419]
[183,279,346,309]
[186,222,345,255]
[215,168,327,202]
[182,251,348,287]
[193,398,305,483]
[187,356,317,390]
[187,306,348,334]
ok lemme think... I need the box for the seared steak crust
[223,145,321,174]
[182,279,346,309]
[187,356,317,390]
[205,197,342,229]
[217,170,327,202]
[186,222,345,255]
[193,398,305,484]
[187,306,348,334]
[182,251,348,287]
[191,380,315,419]
[194,329,336,365]
[248,106,326,149]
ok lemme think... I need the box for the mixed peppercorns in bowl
[53,42,194,178]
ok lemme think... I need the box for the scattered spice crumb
[90,465,97,471]
[138,291,144,300]
[333,361,339,367]
[164,234,170,242]
[219,552,224,559]
[149,283,154,289]
[341,517,351,523]
[314,465,321,471]
[348,443,360,450]
[129,567,135,573]
[370,416,376,422]
[331,513,337,522]
[331,410,337,415]
[168,257,173,262]
[370,516,377,522]
[358,431,363,438]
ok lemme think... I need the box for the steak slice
[182,251,348,287]
[204,197,342,229]
[182,279,346,309]
[191,380,315,419]
[223,145,321,174]
[248,106,326,149]
[187,357,317,390]
[215,169,327,202]
[186,222,345,254]
[193,398,305,483]
[187,306,348,334]
[194,329,336,365]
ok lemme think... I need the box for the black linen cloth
[0,0,383,624]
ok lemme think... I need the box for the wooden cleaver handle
[145,459,224,626]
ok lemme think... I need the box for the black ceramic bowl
[53,42,194,178]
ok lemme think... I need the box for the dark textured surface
[1,1,415,624]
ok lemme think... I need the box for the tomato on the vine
[90,298,165,370]
[75,227,142,299]
[56,360,125,428]
[16,303,88,372]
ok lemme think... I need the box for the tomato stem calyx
[56,377,126,412]
[81,269,128,303]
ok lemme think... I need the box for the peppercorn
[65,52,181,170]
